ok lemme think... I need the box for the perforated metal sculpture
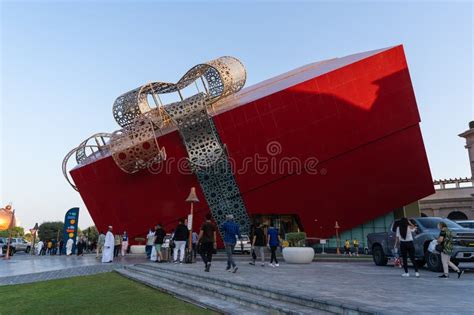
[63,56,251,234]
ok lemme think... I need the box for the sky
[1,1,473,230]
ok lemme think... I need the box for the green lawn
[0,272,216,315]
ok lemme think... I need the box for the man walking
[172,219,188,264]
[102,226,114,263]
[58,239,63,256]
[154,224,166,263]
[146,228,155,259]
[65,238,73,255]
[221,214,241,273]
[198,214,217,272]
[114,233,121,257]
[192,231,199,259]
[353,239,360,256]
[250,223,266,266]
[96,231,105,259]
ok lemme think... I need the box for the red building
[69,45,434,242]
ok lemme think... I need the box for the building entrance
[250,214,302,235]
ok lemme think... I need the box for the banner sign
[62,207,79,255]
[187,214,193,230]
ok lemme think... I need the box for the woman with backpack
[437,221,463,279]
[394,217,419,278]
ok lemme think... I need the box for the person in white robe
[66,238,74,255]
[150,245,157,261]
[102,226,115,263]
[36,240,44,255]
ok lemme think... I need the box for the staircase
[115,263,374,315]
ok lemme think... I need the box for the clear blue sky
[1,1,472,229]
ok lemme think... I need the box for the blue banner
[62,207,79,255]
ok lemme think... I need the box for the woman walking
[267,223,282,267]
[394,218,419,278]
[121,231,129,256]
[437,222,464,279]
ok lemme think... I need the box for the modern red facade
[70,45,434,241]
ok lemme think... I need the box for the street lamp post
[185,187,199,263]
[335,221,340,255]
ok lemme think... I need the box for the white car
[10,238,31,253]
[234,235,251,254]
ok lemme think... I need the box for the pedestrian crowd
[97,213,287,274]
[394,217,464,279]
[26,214,467,281]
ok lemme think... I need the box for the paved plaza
[3,253,472,314]
[127,260,473,314]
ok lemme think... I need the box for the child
[344,239,352,256]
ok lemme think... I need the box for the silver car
[10,238,31,253]
[234,235,251,254]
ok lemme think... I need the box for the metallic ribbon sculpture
[62,133,111,191]
[63,56,250,234]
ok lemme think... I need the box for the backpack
[442,229,454,254]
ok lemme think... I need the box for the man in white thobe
[36,240,44,255]
[66,238,74,255]
[102,226,115,263]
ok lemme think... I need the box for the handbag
[435,243,444,253]
[428,239,438,253]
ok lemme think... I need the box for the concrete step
[126,264,338,314]
[115,268,259,315]
[135,263,363,314]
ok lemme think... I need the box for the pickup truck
[367,217,474,271]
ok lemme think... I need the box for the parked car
[0,237,15,256]
[10,238,31,253]
[367,217,474,271]
[234,235,251,254]
[456,220,474,229]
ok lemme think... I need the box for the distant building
[420,122,474,220]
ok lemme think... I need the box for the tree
[0,226,24,238]
[83,226,98,242]
[23,232,33,242]
[38,222,64,242]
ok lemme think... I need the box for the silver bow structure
[62,56,251,235]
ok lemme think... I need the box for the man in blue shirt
[221,214,241,273]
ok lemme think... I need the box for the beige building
[420,122,474,220]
